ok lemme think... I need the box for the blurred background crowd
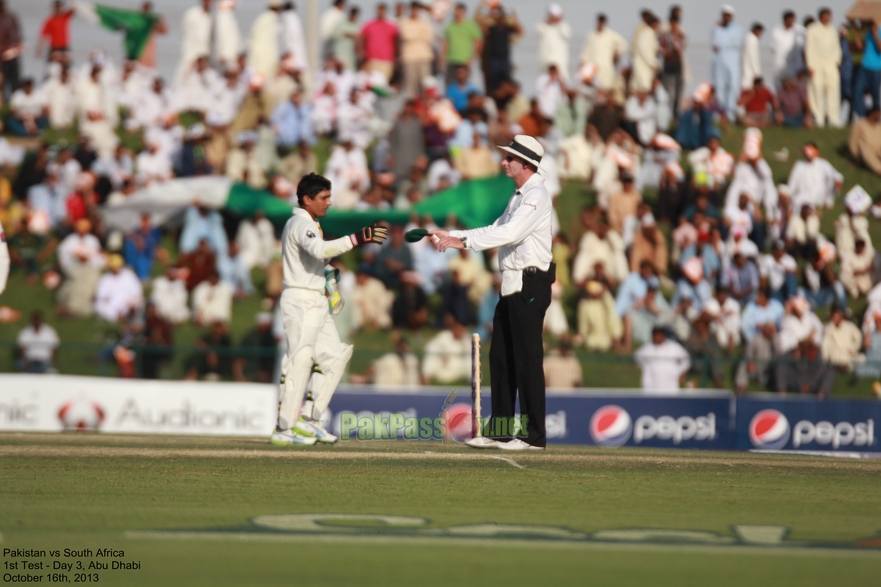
[2,0,881,397]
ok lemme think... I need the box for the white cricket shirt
[281,208,354,292]
[450,172,553,296]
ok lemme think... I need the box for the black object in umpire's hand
[354,224,389,245]
[404,228,430,242]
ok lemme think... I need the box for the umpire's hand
[429,229,465,253]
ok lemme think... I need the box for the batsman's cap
[498,135,544,168]
[721,4,734,15]
[405,228,430,242]
[548,3,563,18]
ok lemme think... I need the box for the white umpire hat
[498,135,544,168]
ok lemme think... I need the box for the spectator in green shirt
[442,3,482,86]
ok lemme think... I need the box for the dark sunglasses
[504,155,519,162]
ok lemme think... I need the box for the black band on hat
[508,140,540,163]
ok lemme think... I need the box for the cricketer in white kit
[271,173,388,446]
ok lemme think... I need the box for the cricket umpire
[432,135,554,450]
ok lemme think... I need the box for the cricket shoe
[497,439,545,451]
[295,417,339,444]
[270,428,318,446]
[464,436,501,449]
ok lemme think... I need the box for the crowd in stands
[2,0,881,396]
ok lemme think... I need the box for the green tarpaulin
[225,175,517,237]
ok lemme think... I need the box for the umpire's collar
[515,172,544,195]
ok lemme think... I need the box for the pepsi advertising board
[553,394,734,449]
[736,398,881,452]
[326,388,735,450]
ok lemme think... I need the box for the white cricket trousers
[277,288,352,431]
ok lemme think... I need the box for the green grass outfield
[1,433,880,586]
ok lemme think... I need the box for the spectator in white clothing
[192,271,234,325]
[94,254,144,322]
[634,327,691,392]
[786,142,842,211]
[770,11,805,85]
[57,218,105,317]
[7,78,48,136]
[421,317,472,384]
[151,267,191,324]
[16,311,60,374]
[624,90,657,145]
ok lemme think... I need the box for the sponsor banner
[9,378,875,452]
[736,397,881,452]
[327,388,735,449]
[0,375,276,436]
[557,394,733,449]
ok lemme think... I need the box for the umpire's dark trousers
[489,264,555,447]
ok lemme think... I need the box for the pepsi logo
[58,399,106,431]
[590,406,632,447]
[749,409,791,449]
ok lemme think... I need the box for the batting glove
[350,224,389,246]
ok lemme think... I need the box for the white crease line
[422,451,524,469]
[489,456,525,469]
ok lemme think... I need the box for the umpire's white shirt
[450,173,553,296]
[281,208,354,292]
